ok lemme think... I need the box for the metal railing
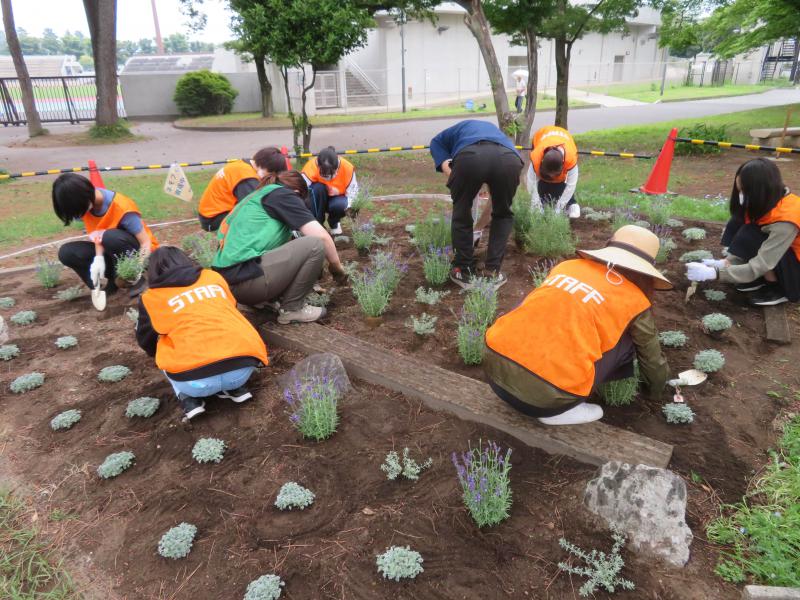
[0,76,126,126]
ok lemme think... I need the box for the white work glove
[686,262,717,282]
[702,258,727,269]
[89,255,106,288]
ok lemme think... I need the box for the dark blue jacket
[429,120,518,171]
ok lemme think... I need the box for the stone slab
[743,585,800,600]
[764,304,792,344]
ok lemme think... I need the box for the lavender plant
[11,372,45,394]
[662,403,695,424]
[0,297,15,309]
[406,313,437,336]
[352,220,376,253]
[422,246,451,286]
[371,251,406,293]
[274,482,315,510]
[351,267,393,317]
[415,287,449,305]
[98,365,131,383]
[50,408,80,431]
[55,285,83,301]
[413,213,451,250]
[115,250,146,282]
[612,210,636,232]
[683,227,707,241]
[694,349,725,373]
[529,259,556,287]
[181,231,218,268]
[452,440,512,527]
[372,213,393,226]
[97,451,135,479]
[457,318,485,365]
[702,313,733,333]
[381,448,432,481]
[283,376,340,441]
[653,226,675,263]
[645,200,672,226]
[55,335,78,349]
[558,529,635,597]
[523,207,576,257]
[376,546,424,581]
[659,330,687,348]
[36,257,62,289]
[0,344,20,361]
[463,277,498,328]
[598,377,638,406]
[157,523,197,559]
[244,574,285,600]
[192,438,226,463]
[342,261,359,278]
[349,184,374,215]
[703,289,727,302]
[306,292,330,307]
[10,310,37,325]
[680,249,714,263]
[126,396,160,418]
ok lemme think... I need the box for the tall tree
[83,0,119,127]
[228,1,274,117]
[62,30,91,58]
[138,37,156,54]
[655,0,720,57]
[164,32,190,53]
[1,0,45,136]
[41,28,62,54]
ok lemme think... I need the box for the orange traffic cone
[87,159,105,188]
[281,145,292,170]
[637,127,677,195]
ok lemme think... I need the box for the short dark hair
[52,173,95,225]
[147,246,194,280]
[730,158,785,222]
[540,147,564,180]
[317,146,339,178]
[252,146,289,174]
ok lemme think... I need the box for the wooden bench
[750,127,800,148]
[262,323,673,469]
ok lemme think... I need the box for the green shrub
[381,448,432,481]
[351,220,375,253]
[598,377,638,406]
[704,289,727,302]
[676,123,728,155]
[644,200,672,226]
[89,120,133,140]
[558,529,634,596]
[406,313,437,336]
[413,213,451,250]
[306,292,330,307]
[521,207,575,257]
[682,227,707,241]
[457,318,485,365]
[114,250,146,282]
[36,257,62,289]
[173,70,238,117]
[702,313,733,333]
[55,285,83,301]
[415,287,449,305]
[463,277,497,328]
[422,246,451,286]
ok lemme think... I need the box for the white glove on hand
[702,258,727,269]
[89,255,106,288]
[686,262,717,282]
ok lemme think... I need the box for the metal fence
[0,76,126,126]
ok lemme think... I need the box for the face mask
[739,191,745,206]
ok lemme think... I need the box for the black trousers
[448,142,524,272]
[199,212,228,232]
[308,182,348,228]
[538,180,577,208]
[58,229,140,290]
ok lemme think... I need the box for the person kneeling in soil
[52,173,158,297]
[685,158,800,306]
[483,225,671,425]
[527,125,580,219]
[136,247,268,421]
[301,146,359,236]
[198,146,291,232]
[212,170,346,324]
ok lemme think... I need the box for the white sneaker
[329,224,343,236]
[538,402,603,426]
[568,204,581,219]
[277,304,326,324]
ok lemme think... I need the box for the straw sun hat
[578,225,673,290]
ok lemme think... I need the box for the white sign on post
[164,163,193,202]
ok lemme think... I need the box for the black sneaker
[748,284,788,306]
[216,386,253,403]
[450,267,474,290]
[737,278,766,293]
[177,394,206,421]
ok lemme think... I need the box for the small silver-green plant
[376,546,424,582]
[244,574,285,600]
[372,214,392,226]
[659,330,687,348]
[36,257,62,289]
[666,218,684,228]
[406,313,437,336]
[415,287,449,305]
[585,210,612,222]
[50,408,80,431]
[333,235,350,244]
[11,372,45,394]
[633,220,651,229]
[422,245,451,286]
[97,451,135,479]
[373,234,393,246]
[125,396,160,418]
[98,365,131,383]
[529,259,556,287]
[0,297,15,309]
[703,289,727,302]
[181,231,218,268]
[342,261,359,278]
[0,344,20,361]
[10,310,37,325]
[274,482,315,511]
[457,318,485,365]
[558,528,635,597]
[598,377,638,406]
[55,335,78,350]
[352,220,376,253]
[192,438,226,463]
[694,349,725,373]
[662,403,695,424]
[114,250,146,282]
[55,285,83,301]
[157,523,197,559]
[306,292,330,307]
[680,249,714,263]
[702,313,733,333]
[126,307,139,324]
[381,448,432,481]
[283,376,340,441]
[452,440,512,527]
[683,227,707,241]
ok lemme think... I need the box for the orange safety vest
[302,156,355,196]
[529,126,578,184]
[198,160,258,218]
[485,258,650,397]
[141,269,268,374]
[752,193,800,261]
[82,191,159,249]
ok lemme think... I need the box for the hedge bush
[173,70,238,117]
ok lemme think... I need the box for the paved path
[1,88,797,173]
[562,87,647,107]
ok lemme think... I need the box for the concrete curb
[743,585,800,600]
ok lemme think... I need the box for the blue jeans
[308,182,348,228]
[166,366,256,398]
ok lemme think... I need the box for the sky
[10,0,236,44]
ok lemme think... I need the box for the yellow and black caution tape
[674,137,800,154]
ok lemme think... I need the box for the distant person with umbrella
[513,69,528,113]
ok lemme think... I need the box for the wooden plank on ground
[764,304,792,344]
[263,323,673,469]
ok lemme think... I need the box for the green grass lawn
[577,80,789,103]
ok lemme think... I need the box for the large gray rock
[278,353,351,398]
[584,461,693,567]
[0,316,8,345]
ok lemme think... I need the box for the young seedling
[97,451,135,479]
[352,220,376,254]
[694,349,725,373]
[244,574,285,600]
[598,377,638,406]
[529,259,556,287]
[283,376,340,441]
[333,235,350,244]
[680,250,714,263]
[457,318,485,365]
[381,448,432,481]
[50,408,80,431]
[415,287,449,305]
[0,297,15,309]
[612,210,636,233]
[36,257,62,289]
[703,289,727,302]
[666,218,684,228]
[376,546,424,582]
[463,277,498,328]
[406,313,437,336]
[114,250,146,283]
[422,246,451,286]
[55,285,83,301]
[523,207,576,257]
[351,268,392,317]
[274,482,315,511]
[653,226,675,264]
[192,438,226,463]
[633,220,651,229]
[659,330,687,348]
[683,227,707,241]
[181,232,218,268]
[0,344,20,361]
[55,335,78,350]
[11,372,45,394]
[306,292,330,307]
[371,251,406,294]
[412,212,451,250]
[645,199,672,226]
[585,210,613,222]
[372,214,393,226]
[125,396,160,418]
[452,439,512,527]
[348,184,374,216]
[98,365,131,383]
[10,310,37,326]
[157,523,197,559]
[662,403,695,424]
[558,528,635,596]
[702,313,733,333]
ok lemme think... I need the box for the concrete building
[0,55,84,77]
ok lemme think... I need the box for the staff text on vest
[543,274,605,304]
[168,284,227,312]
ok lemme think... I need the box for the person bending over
[198,146,290,232]
[527,125,580,219]
[301,146,359,236]
[484,225,670,425]
[212,170,346,324]
[53,173,158,296]
[136,247,268,421]
[686,158,800,306]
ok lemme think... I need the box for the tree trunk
[83,0,119,126]
[281,66,301,155]
[554,37,570,128]
[456,0,515,136]
[254,53,273,118]
[300,68,316,153]
[514,29,538,147]
[1,0,44,136]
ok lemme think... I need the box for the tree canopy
[703,0,800,58]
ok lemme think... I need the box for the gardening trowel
[90,264,107,312]
[667,369,708,403]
